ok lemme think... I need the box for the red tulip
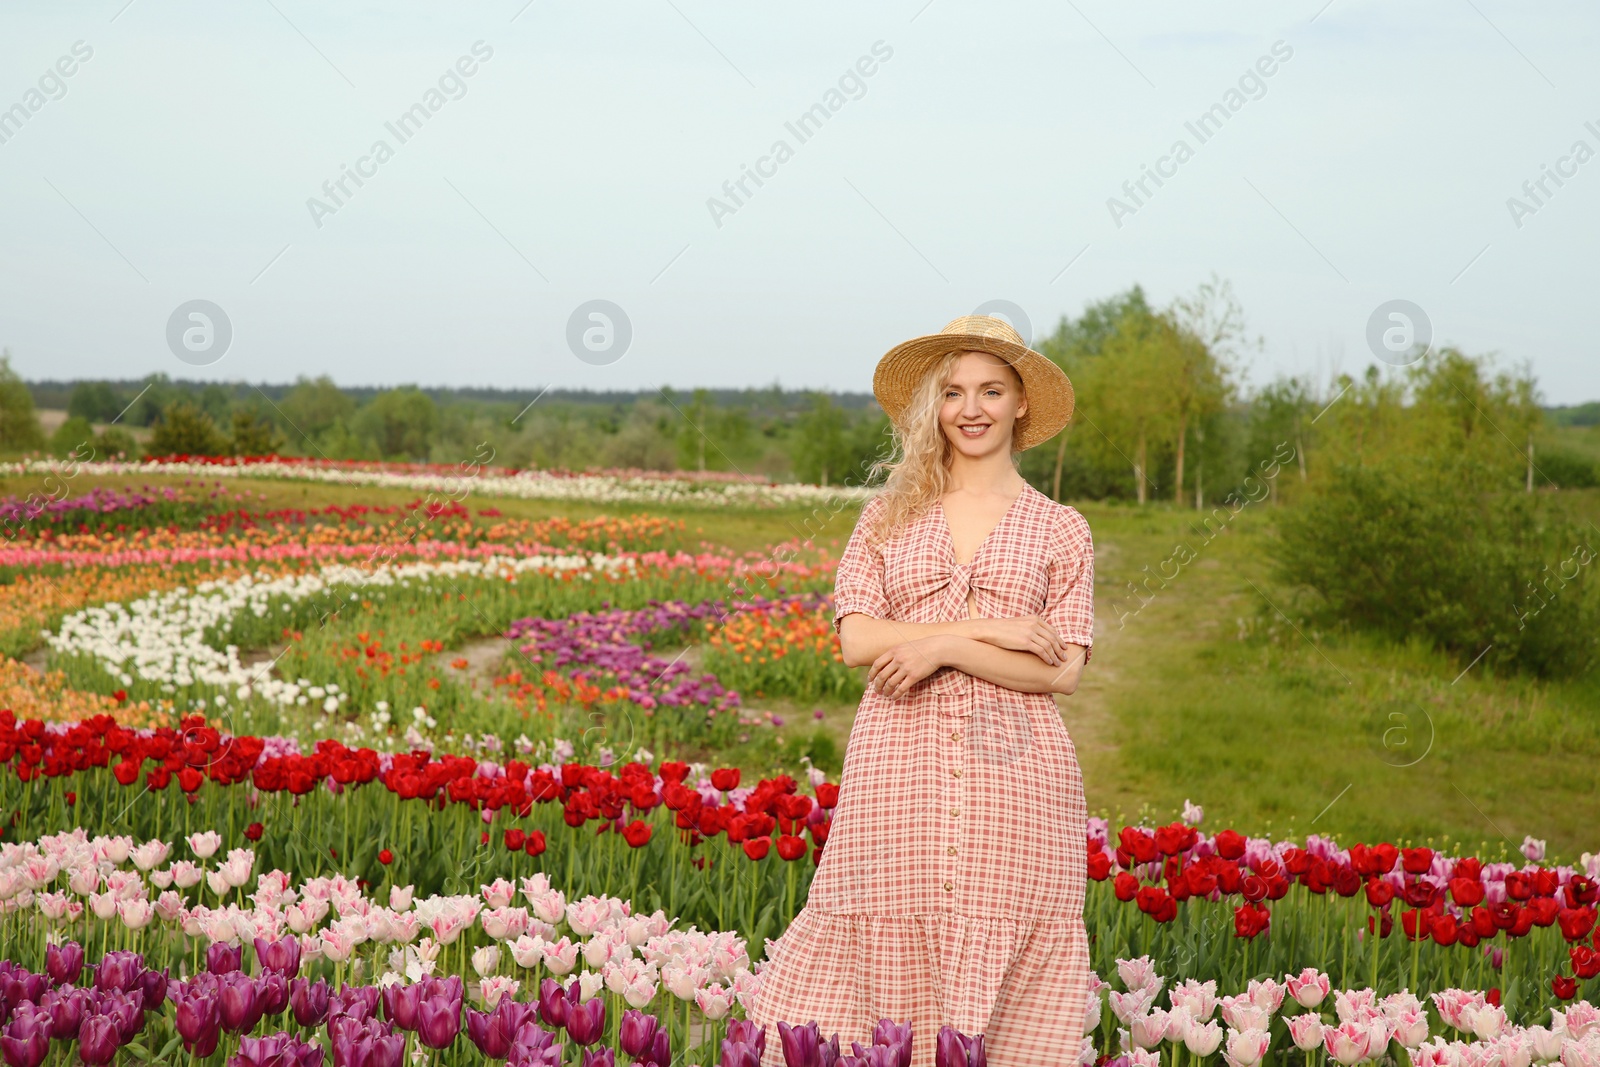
[178,767,203,793]
[1234,903,1270,939]
[815,783,839,808]
[524,831,547,856]
[1430,913,1460,946]
[503,829,526,852]
[1552,975,1578,1001]
[378,849,393,865]
[1364,879,1395,908]
[1213,829,1246,860]
[1449,877,1485,907]
[1559,907,1597,942]
[742,836,771,861]
[1400,847,1434,874]
[776,835,806,861]
[1572,946,1600,980]
[622,821,652,848]
[1086,851,1111,881]
[1113,872,1140,901]
[711,768,740,791]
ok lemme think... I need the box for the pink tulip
[1324,1020,1374,1065]
[1224,1027,1271,1067]
[1184,1020,1224,1057]
[1286,968,1331,1009]
[1128,1009,1169,1050]
[1287,1014,1324,1052]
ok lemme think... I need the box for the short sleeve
[830,497,892,634]
[1044,505,1095,664]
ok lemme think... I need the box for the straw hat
[873,315,1075,451]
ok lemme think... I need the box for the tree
[68,381,124,423]
[229,408,284,457]
[1167,276,1249,507]
[1038,287,1154,499]
[791,393,853,486]
[148,400,229,456]
[1246,377,1317,501]
[354,387,438,460]
[1074,307,1180,503]
[281,376,355,447]
[49,416,96,457]
[0,351,44,452]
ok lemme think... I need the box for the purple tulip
[850,1047,903,1067]
[137,968,169,1012]
[509,1020,558,1064]
[415,986,462,1050]
[619,1009,659,1060]
[92,952,144,995]
[872,1019,912,1067]
[581,1050,615,1067]
[291,978,330,1027]
[564,996,605,1047]
[645,1027,673,1067]
[207,943,243,976]
[0,973,45,1015]
[935,1025,985,1067]
[329,1015,401,1067]
[466,999,533,1059]
[94,988,145,1042]
[727,1020,767,1058]
[0,1004,53,1067]
[780,1020,822,1067]
[217,972,263,1034]
[75,1014,121,1066]
[379,984,421,1032]
[721,1038,763,1067]
[257,972,290,1017]
[45,943,84,986]
[171,985,220,1048]
[535,978,571,1030]
[230,1031,325,1067]
[254,937,303,978]
[330,985,379,1023]
[41,988,87,1043]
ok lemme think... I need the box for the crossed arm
[837,613,1088,699]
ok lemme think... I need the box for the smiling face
[938,350,1028,459]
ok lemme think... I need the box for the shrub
[1271,456,1600,678]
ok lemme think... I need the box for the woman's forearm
[931,634,1085,696]
[837,614,995,668]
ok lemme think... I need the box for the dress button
[951,768,962,778]
[950,731,962,742]
[950,808,959,818]
[943,881,953,892]
[947,845,957,856]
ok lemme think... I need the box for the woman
[747,315,1096,1067]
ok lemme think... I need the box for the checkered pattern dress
[748,482,1095,1067]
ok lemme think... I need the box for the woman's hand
[866,637,947,700]
[974,616,1070,666]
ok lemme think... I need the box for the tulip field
[0,457,1597,1067]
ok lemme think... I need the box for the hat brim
[873,333,1075,451]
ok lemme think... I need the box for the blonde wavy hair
[860,350,1027,547]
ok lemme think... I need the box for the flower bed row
[0,457,875,509]
[0,713,836,943]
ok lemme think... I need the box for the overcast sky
[1,1,1596,404]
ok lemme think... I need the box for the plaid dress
[748,482,1096,1067]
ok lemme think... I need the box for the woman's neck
[943,453,1024,496]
